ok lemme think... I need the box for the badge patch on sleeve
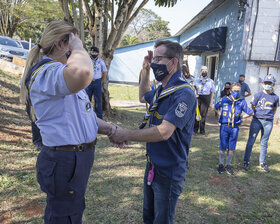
[175,102,188,118]
[85,102,92,112]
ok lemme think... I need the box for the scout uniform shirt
[195,77,215,95]
[144,71,196,181]
[92,57,107,80]
[30,56,98,147]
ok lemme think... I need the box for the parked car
[16,40,35,51]
[0,36,28,60]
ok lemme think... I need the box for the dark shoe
[225,165,234,175]
[243,162,249,171]
[193,131,198,136]
[201,132,208,137]
[217,164,225,174]
[260,163,270,172]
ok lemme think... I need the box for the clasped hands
[108,124,128,148]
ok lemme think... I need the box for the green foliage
[154,0,179,7]
[120,34,140,47]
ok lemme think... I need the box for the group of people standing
[19,20,278,224]
[183,65,279,175]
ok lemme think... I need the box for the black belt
[46,139,97,152]
[258,118,273,121]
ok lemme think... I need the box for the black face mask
[91,54,98,59]
[225,87,230,91]
[239,79,243,84]
[201,72,207,77]
[66,50,71,59]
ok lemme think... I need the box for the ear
[173,57,178,67]
[54,39,64,50]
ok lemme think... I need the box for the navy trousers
[85,79,103,119]
[36,146,95,224]
[143,163,184,224]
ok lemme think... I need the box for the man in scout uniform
[243,74,279,172]
[215,82,254,175]
[85,46,108,119]
[109,40,196,224]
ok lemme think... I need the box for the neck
[161,70,177,87]
[263,89,272,94]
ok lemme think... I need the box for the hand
[208,104,213,111]
[108,125,128,148]
[142,50,153,70]
[68,32,83,51]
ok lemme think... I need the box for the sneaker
[217,164,225,174]
[193,131,198,136]
[225,165,234,175]
[243,162,249,171]
[260,163,270,172]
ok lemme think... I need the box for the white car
[0,36,28,60]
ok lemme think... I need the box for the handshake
[107,124,128,148]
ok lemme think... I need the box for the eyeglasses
[152,56,173,63]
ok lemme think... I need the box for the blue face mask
[150,63,169,81]
[231,91,240,99]
[263,84,273,91]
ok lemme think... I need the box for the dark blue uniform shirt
[251,91,279,120]
[144,71,196,181]
[240,82,251,99]
[215,95,253,126]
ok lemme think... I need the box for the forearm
[139,68,151,103]
[245,92,252,97]
[123,126,164,142]
[242,113,253,119]
[209,92,214,105]
[97,118,114,135]
[64,48,93,92]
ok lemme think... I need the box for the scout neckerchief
[139,71,193,129]
[26,58,55,122]
[226,95,241,127]
[199,77,208,94]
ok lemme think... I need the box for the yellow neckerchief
[226,95,240,127]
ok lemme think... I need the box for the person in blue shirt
[243,74,279,172]
[85,46,108,119]
[238,74,251,99]
[194,66,215,136]
[110,40,196,224]
[20,21,120,224]
[215,82,254,175]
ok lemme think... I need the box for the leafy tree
[124,8,170,43]
[120,34,140,47]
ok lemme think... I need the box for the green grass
[108,84,139,101]
[0,68,280,223]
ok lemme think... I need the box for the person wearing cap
[194,66,215,136]
[243,74,279,172]
[85,46,108,119]
[215,82,254,175]
[238,74,251,99]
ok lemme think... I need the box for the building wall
[179,0,247,101]
[245,0,280,61]
[108,36,179,84]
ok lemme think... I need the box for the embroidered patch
[85,102,92,112]
[175,102,188,118]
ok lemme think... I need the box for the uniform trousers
[86,78,103,119]
[143,162,183,224]
[194,94,211,134]
[36,146,95,224]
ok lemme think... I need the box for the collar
[162,70,185,90]
[199,76,209,82]
[42,55,54,60]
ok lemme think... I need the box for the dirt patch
[208,174,228,187]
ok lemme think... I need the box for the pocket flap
[77,90,89,100]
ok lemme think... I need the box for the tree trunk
[78,0,84,42]
[58,0,73,23]
[94,1,103,53]
[70,0,79,32]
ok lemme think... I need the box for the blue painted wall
[179,0,247,101]
[108,36,179,84]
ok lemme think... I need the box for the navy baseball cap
[263,74,276,83]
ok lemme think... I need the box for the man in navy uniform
[110,40,196,224]
[215,82,253,175]
[243,74,279,172]
[238,74,251,99]
[85,46,108,119]
[194,66,215,136]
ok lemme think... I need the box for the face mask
[264,84,273,91]
[225,87,230,91]
[239,80,243,84]
[150,63,169,81]
[66,50,71,59]
[231,91,240,99]
[201,72,207,77]
[91,54,98,59]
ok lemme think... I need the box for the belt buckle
[76,144,84,152]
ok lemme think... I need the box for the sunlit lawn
[0,69,279,223]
